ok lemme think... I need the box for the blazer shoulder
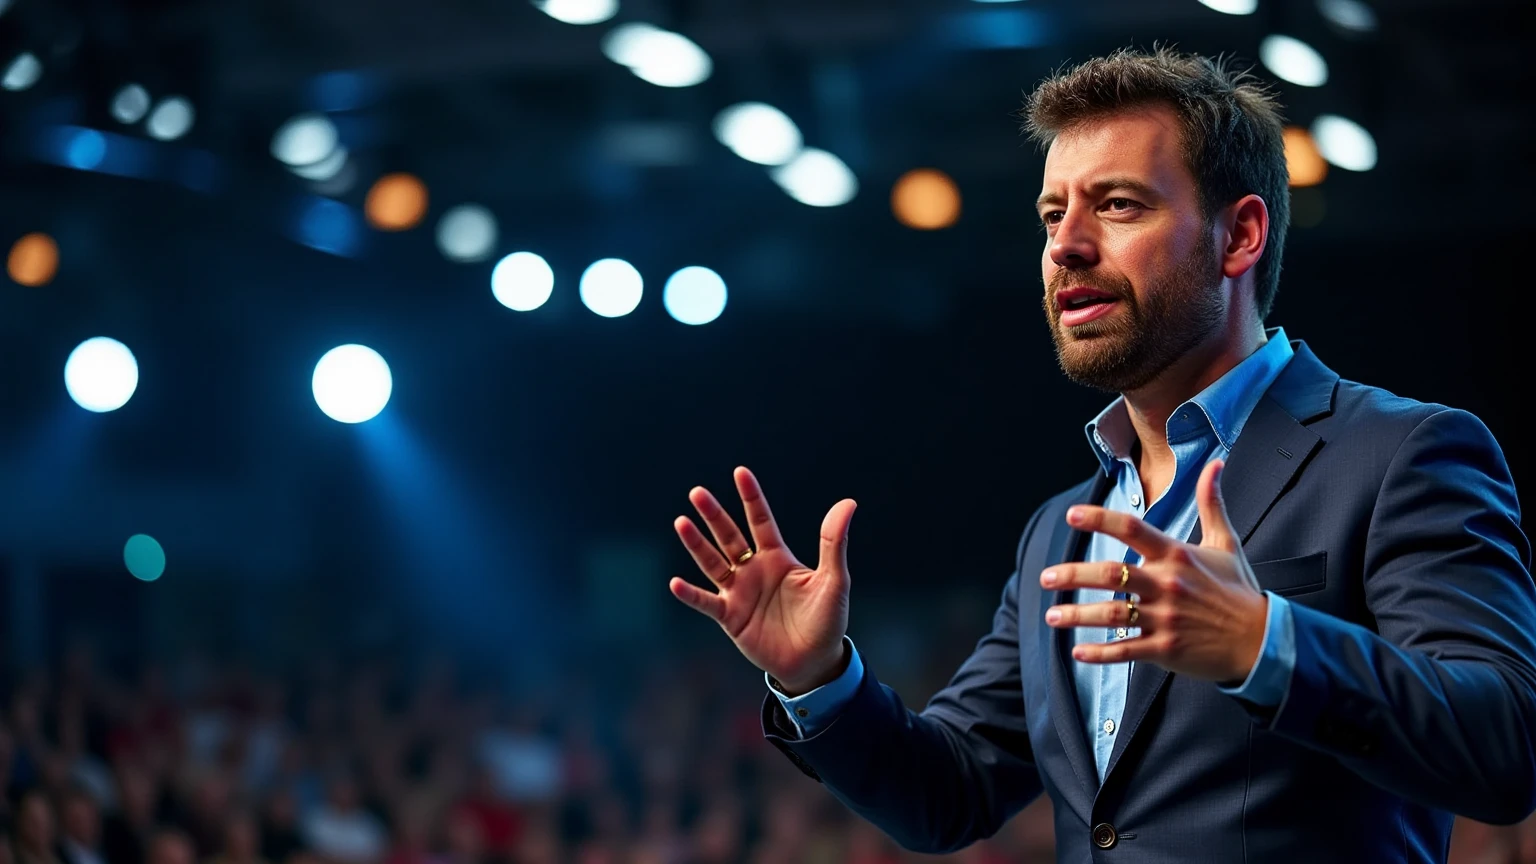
[1326,377,1466,437]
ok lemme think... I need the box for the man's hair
[1020,46,1290,321]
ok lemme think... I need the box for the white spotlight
[492,252,555,311]
[579,258,644,318]
[110,84,152,124]
[1196,0,1257,13]
[603,24,711,88]
[1311,114,1377,171]
[272,113,339,167]
[146,96,195,141]
[64,337,139,413]
[534,0,618,25]
[1260,35,1328,87]
[312,344,392,424]
[1317,0,1377,32]
[2,52,41,91]
[663,266,727,325]
[439,205,500,263]
[713,103,802,166]
[771,148,858,207]
[291,146,349,182]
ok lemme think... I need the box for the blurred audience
[4,645,1534,864]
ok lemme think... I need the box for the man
[665,48,1536,862]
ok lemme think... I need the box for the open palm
[669,467,856,693]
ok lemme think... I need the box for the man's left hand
[1040,459,1269,685]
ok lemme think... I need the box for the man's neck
[1123,322,1267,500]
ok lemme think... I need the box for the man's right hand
[669,466,856,696]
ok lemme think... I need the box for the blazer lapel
[1046,471,1114,808]
[1098,343,1334,790]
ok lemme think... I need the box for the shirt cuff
[766,636,863,738]
[1217,591,1296,707]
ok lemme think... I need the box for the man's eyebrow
[1036,178,1163,211]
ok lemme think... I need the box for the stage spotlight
[1317,0,1377,32]
[124,534,166,581]
[712,103,802,166]
[534,0,618,25]
[111,84,151,124]
[146,97,194,140]
[1260,35,1328,87]
[8,232,59,287]
[579,258,643,318]
[313,344,392,424]
[365,173,429,231]
[272,113,339,167]
[1311,114,1376,171]
[491,252,554,311]
[3,52,41,91]
[1196,0,1256,13]
[64,337,139,413]
[663,266,727,325]
[603,24,711,88]
[438,204,499,263]
[892,168,961,230]
[1283,127,1327,187]
[771,148,858,207]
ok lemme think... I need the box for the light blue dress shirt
[770,330,1300,781]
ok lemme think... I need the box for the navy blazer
[763,342,1536,863]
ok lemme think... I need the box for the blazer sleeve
[760,508,1047,854]
[1261,407,1536,825]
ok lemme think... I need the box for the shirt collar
[1083,327,1295,472]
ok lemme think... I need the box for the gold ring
[1118,563,1130,590]
[735,548,755,566]
[1126,598,1140,627]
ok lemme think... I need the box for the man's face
[1037,105,1226,393]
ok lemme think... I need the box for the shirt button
[795,707,809,718]
[1129,493,1142,508]
[1103,719,1116,734]
[1115,627,1129,638]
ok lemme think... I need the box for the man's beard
[1043,230,1225,394]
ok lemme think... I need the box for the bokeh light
[1311,114,1377,171]
[1260,35,1329,87]
[64,337,139,413]
[663,267,727,325]
[8,232,60,286]
[146,96,195,140]
[1283,127,1328,187]
[1196,0,1257,13]
[712,103,802,166]
[492,252,555,311]
[365,173,430,231]
[272,113,340,167]
[602,24,712,88]
[438,205,499,263]
[771,148,858,207]
[312,344,392,423]
[1317,0,1377,32]
[2,52,41,91]
[580,258,644,318]
[534,0,618,25]
[124,534,167,582]
[891,169,962,230]
[111,84,152,124]
[64,128,107,170]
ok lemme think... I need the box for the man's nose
[1049,209,1099,270]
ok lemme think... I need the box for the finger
[668,577,726,622]
[1067,505,1174,561]
[1044,598,1141,629]
[673,516,735,586]
[689,485,753,564]
[1196,459,1240,553]
[818,499,858,577]
[1071,635,1163,665]
[1041,560,1157,597]
[734,467,787,552]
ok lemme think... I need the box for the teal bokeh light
[124,534,166,581]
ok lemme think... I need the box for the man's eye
[1106,198,1139,211]
[1041,211,1063,226]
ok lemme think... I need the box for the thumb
[818,499,857,576]
[1197,459,1240,553]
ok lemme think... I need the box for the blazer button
[1092,822,1118,849]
